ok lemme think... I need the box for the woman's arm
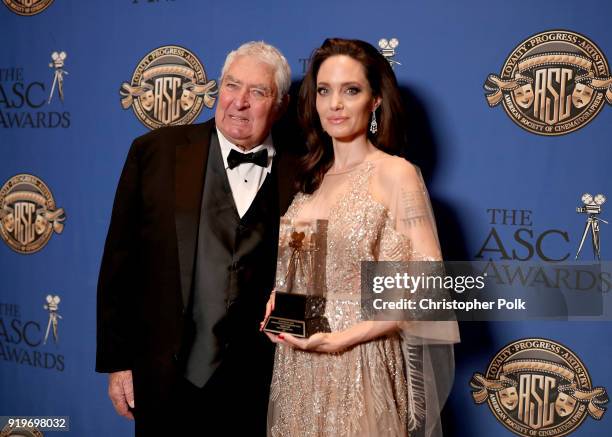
[265,320,400,353]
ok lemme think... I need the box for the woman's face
[315,55,379,142]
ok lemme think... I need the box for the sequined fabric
[268,161,417,437]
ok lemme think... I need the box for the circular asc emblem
[120,45,218,130]
[470,338,608,437]
[484,30,612,135]
[2,0,54,16]
[0,424,43,437]
[0,174,66,254]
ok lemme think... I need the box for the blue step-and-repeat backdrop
[1,1,611,436]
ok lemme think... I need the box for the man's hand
[108,370,135,420]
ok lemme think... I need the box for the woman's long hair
[298,38,408,194]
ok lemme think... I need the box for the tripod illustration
[575,193,607,260]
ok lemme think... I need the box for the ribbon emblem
[484,52,612,107]
[120,63,218,111]
[471,359,608,420]
[1,191,65,238]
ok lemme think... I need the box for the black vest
[185,132,279,387]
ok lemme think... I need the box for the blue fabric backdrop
[1,1,610,436]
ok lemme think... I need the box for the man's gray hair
[221,41,291,103]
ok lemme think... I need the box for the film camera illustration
[43,294,62,345]
[575,193,607,260]
[378,38,401,68]
[48,51,68,104]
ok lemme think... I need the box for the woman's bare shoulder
[374,154,420,189]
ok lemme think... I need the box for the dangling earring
[369,109,378,134]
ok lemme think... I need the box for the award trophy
[263,218,329,338]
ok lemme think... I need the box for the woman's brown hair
[297,38,408,194]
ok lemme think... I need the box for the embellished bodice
[288,162,415,288]
[279,160,411,330]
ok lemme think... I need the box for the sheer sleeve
[381,158,442,261]
[371,157,460,437]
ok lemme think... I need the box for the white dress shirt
[217,128,275,218]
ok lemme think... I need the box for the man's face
[215,55,281,150]
[572,83,594,109]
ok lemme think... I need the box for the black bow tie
[227,148,268,169]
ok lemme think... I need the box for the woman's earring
[369,109,378,134]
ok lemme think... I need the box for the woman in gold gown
[262,38,460,437]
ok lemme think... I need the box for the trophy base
[263,292,330,338]
[263,316,307,338]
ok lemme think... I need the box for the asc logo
[484,30,612,135]
[0,425,42,437]
[0,51,71,129]
[2,0,53,16]
[0,298,65,371]
[471,338,608,436]
[0,174,66,254]
[120,45,217,130]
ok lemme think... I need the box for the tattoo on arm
[400,190,429,228]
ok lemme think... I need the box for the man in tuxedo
[96,42,296,436]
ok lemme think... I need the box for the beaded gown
[267,154,459,437]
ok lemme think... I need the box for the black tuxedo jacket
[95,118,297,406]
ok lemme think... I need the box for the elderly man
[96,41,295,436]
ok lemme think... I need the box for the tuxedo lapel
[275,148,298,216]
[175,121,213,308]
[208,132,239,219]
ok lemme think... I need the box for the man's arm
[96,139,143,417]
[108,370,135,419]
